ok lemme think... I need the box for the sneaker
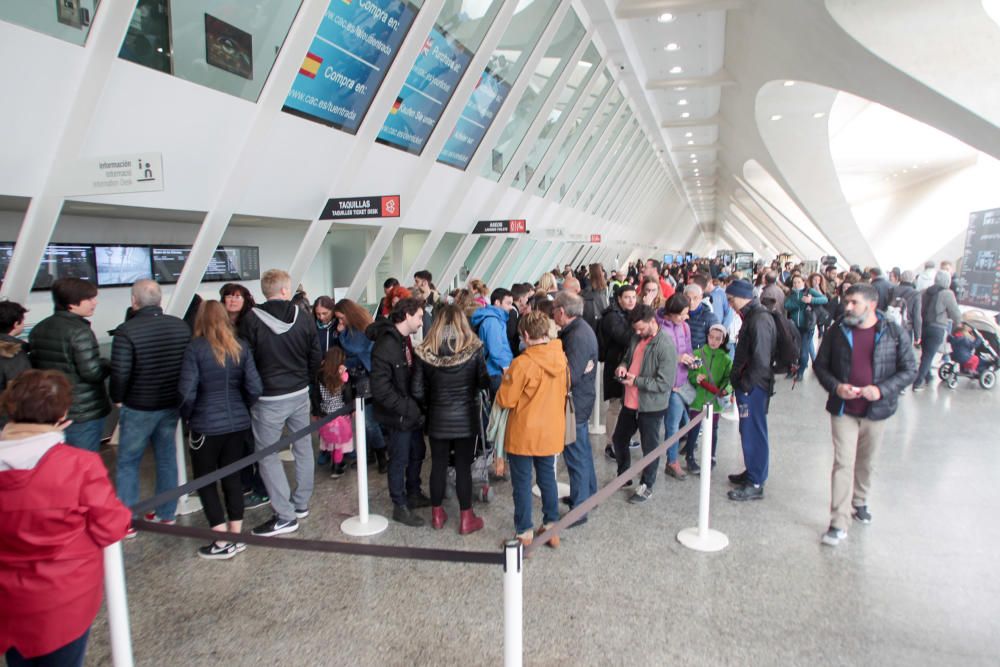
[912,383,926,392]
[727,484,764,501]
[685,458,701,475]
[330,462,346,479]
[630,440,641,449]
[664,461,687,480]
[317,451,331,466]
[197,542,241,560]
[251,515,299,537]
[628,483,652,504]
[294,507,309,519]
[821,526,847,547]
[728,470,749,485]
[536,523,560,548]
[623,478,633,488]
[244,493,270,510]
[604,444,616,460]
[852,505,872,524]
[392,504,425,527]
[560,496,573,508]
[125,526,138,540]
[143,512,176,525]
[407,492,432,509]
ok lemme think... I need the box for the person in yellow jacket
[496,311,568,547]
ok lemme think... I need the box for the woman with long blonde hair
[411,304,490,534]
[178,300,263,559]
[537,271,558,297]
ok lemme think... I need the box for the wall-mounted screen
[282,0,419,134]
[36,244,97,290]
[153,245,260,284]
[95,245,152,287]
[437,68,511,170]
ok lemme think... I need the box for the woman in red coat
[0,370,131,666]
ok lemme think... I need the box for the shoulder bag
[564,367,576,445]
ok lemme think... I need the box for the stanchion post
[503,540,523,667]
[589,362,605,435]
[341,396,388,536]
[104,542,134,667]
[676,405,729,552]
[173,421,201,516]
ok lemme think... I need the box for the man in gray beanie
[913,270,962,390]
[889,270,921,341]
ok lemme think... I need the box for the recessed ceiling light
[678,99,688,106]
[665,43,680,51]
[675,86,687,91]
[685,132,693,137]
[692,159,699,163]
[813,112,825,119]
[687,140,694,145]
[658,12,675,22]
[681,112,690,118]
[770,114,783,121]
[690,153,697,158]
[670,66,683,74]
[912,164,919,168]
[783,80,795,87]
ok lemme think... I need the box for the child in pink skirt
[316,347,354,478]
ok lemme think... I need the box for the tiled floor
[85,372,1000,665]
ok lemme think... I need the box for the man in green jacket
[612,304,677,504]
[29,278,110,451]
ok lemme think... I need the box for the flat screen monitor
[152,246,190,284]
[34,244,97,290]
[153,245,260,283]
[95,245,152,287]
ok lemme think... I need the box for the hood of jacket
[934,270,952,289]
[253,300,299,335]
[470,305,508,328]
[0,334,24,359]
[519,339,565,378]
[366,318,403,343]
[0,425,63,476]
[414,336,482,367]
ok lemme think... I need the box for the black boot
[374,448,388,474]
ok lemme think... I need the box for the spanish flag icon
[390,97,403,114]
[299,52,322,78]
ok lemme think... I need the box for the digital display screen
[95,245,152,287]
[437,68,511,170]
[957,207,1000,309]
[376,26,474,155]
[36,244,97,290]
[152,246,190,284]
[282,0,418,134]
[153,246,260,284]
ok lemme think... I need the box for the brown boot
[431,506,447,530]
[536,523,560,548]
[458,509,484,535]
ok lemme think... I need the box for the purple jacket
[656,314,692,388]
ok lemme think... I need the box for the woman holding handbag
[411,305,490,534]
[496,311,568,548]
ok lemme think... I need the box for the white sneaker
[628,483,652,504]
[821,527,847,547]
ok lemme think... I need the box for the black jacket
[506,308,521,358]
[731,300,777,394]
[411,338,489,439]
[110,306,191,410]
[239,300,321,398]
[559,317,599,422]
[28,311,111,422]
[813,315,916,420]
[871,277,893,312]
[891,282,922,334]
[367,320,422,431]
[178,337,262,435]
[0,334,30,393]
[598,302,632,400]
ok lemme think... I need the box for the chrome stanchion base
[677,527,729,552]
[341,514,389,537]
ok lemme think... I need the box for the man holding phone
[813,284,915,546]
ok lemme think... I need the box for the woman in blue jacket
[785,275,829,381]
[178,300,262,560]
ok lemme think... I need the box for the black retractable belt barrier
[130,404,352,516]
[525,412,705,556]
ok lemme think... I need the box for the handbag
[564,367,576,445]
[676,381,697,406]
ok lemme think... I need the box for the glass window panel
[375,1,504,156]
[459,237,491,282]
[601,144,650,218]
[569,107,631,205]
[512,42,600,191]
[280,0,424,131]
[498,239,537,285]
[555,89,623,201]
[2,0,100,46]
[579,118,639,210]
[480,10,585,181]
[482,238,516,282]
[369,227,428,303]
[437,0,561,170]
[536,71,614,196]
[120,1,305,102]
[426,232,463,283]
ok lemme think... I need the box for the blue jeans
[662,391,688,463]
[63,417,105,452]
[508,453,559,534]
[736,386,770,486]
[116,407,179,519]
[915,324,947,387]
[797,328,816,380]
[6,627,90,667]
[364,403,386,450]
[386,428,425,507]
[562,421,597,511]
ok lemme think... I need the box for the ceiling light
[783,80,795,87]
[665,43,680,51]
[675,86,687,91]
[691,159,699,163]
[770,114,783,121]
[687,140,694,145]
[681,112,690,118]
[685,132,693,138]
[912,164,919,168]
[658,12,675,22]
[813,112,825,119]
[902,169,908,174]
[690,153,697,158]
[678,99,688,106]
[670,66,683,74]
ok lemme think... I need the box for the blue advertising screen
[376,27,474,155]
[437,68,511,170]
[282,0,418,134]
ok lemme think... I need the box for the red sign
[509,219,526,233]
[590,234,602,243]
[473,219,527,234]
[320,195,401,220]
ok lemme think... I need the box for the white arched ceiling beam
[730,187,807,258]
[728,200,786,256]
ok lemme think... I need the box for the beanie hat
[725,280,753,299]
[708,323,728,336]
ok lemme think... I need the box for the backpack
[750,307,801,376]
[885,296,907,327]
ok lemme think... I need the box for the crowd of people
[0,252,967,663]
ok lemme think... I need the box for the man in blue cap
[724,280,776,501]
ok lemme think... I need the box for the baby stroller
[445,389,496,503]
[938,310,1000,390]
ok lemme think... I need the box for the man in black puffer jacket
[110,280,191,523]
[813,283,916,547]
[29,278,111,452]
[598,284,636,460]
[367,297,427,527]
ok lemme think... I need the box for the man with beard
[813,284,915,546]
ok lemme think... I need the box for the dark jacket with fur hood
[0,334,29,392]
[411,336,490,440]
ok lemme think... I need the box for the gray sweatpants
[252,392,313,522]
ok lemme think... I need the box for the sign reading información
[62,153,164,197]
